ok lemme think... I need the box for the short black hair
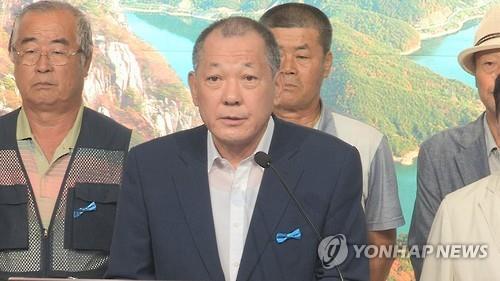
[192,16,280,75]
[260,3,332,54]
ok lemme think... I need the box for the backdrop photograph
[1,1,498,280]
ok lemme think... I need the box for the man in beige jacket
[420,174,500,280]
[411,5,500,279]
[420,7,500,279]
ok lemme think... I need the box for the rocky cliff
[0,0,200,143]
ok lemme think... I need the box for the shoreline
[123,5,479,167]
[402,15,481,55]
[124,5,483,58]
[123,4,484,57]
[417,15,482,40]
[399,41,421,56]
[393,149,419,166]
[123,6,231,22]
[402,0,493,55]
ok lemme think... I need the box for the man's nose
[222,78,242,106]
[281,53,297,75]
[35,52,53,73]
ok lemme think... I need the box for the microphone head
[254,151,271,168]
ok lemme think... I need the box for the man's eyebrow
[19,37,70,46]
[243,62,255,68]
[19,37,36,45]
[295,44,310,51]
[50,38,70,45]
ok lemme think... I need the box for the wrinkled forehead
[15,10,78,46]
[271,27,322,48]
[197,30,269,70]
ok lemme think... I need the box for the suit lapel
[478,175,500,254]
[455,114,490,186]
[455,143,489,186]
[237,118,305,281]
[172,127,225,281]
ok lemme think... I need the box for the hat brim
[458,43,500,75]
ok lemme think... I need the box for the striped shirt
[16,106,83,229]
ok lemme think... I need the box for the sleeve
[364,136,405,231]
[105,149,155,279]
[419,199,454,281]
[408,145,443,280]
[316,146,369,281]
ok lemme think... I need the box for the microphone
[253,151,271,168]
[494,75,500,119]
[254,151,344,281]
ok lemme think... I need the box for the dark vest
[0,107,131,280]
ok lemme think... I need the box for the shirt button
[233,262,240,268]
[233,222,241,228]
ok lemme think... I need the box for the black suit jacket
[106,117,369,281]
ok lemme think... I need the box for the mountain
[119,0,487,156]
[314,0,478,23]
[0,0,201,142]
[322,19,481,155]
[323,4,420,52]
[2,0,493,156]
[316,0,500,40]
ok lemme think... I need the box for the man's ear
[83,49,93,77]
[9,51,15,64]
[322,51,333,78]
[188,71,199,106]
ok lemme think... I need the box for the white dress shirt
[207,117,274,281]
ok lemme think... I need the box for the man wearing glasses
[0,1,131,279]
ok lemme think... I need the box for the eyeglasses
[14,48,81,66]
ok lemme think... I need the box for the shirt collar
[483,113,498,154]
[313,101,325,130]
[314,100,339,135]
[16,105,84,151]
[16,108,33,141]
[207,117,275,171]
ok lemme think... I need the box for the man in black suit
[106,16,368,281]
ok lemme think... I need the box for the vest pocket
[64,183,120,252]
[0,185,29,250]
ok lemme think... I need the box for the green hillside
[324,4,419,52]
[120,0,274,12]
[315,0,480,23]
[119,0,486,155]
[122,0,487,23]
[322,20,480,155]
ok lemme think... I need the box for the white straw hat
[458,6,500,75]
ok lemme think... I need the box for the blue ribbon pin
[276,228,302,244]
[73,201,97,218]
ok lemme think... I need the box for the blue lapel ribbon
[276,228,302,244]
[73,201,97,218]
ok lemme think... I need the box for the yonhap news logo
[317,233,489,269]
[352,244,488,259]
[317,234,349,269]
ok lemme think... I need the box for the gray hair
[8,1,93,65]
[192,16,280,76]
